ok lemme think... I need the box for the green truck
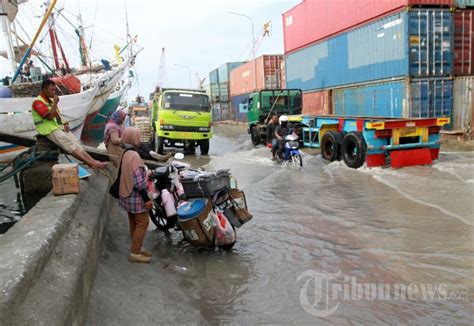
[246,89,303,145]
[151,88,212,155]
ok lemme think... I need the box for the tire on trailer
[320,131,343,162]
[155,134,165,154]
[200,139,210,155]
[342,132,367,169]
[250,126,261,146]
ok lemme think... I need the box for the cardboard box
[51,163,80,195]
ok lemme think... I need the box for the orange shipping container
[229,55,285,96]
[302,90,332,115]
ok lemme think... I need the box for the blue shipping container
[209,69,219,84]
[231,93,250,121]
[333,78,453,118]
[286,9,453,92]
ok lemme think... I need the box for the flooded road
[87,124,473,325]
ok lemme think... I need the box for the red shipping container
[454,10,474,76]
[283,0,453,54]
[229,55,285,96]
[302,90,332,115]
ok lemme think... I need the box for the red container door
[454,10,474,76]
[302,90,332,115]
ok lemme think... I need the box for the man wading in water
[31,79,108,169]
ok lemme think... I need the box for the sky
[0,0,300,100]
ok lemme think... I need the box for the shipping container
[229,55,285,96]
[455,0,474,7]
[333,78,453,118]
[210,83,229,102]
[217,62,246,83]
[283,0,453,54]
[302,90,332,115]
[454,10,473,75]
[286,9,453,91]
[230,93,251,121]
[212,102,232,121]
[209,69,219,84]
[452,76,473,133]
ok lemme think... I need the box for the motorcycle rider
[274,115,290,161]
[266,113,279,160]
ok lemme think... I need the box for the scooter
[275,134,303,167]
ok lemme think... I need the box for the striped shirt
[119,167,148,213]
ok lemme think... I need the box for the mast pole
[12,0,57,83]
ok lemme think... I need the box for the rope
[0,147,54,184]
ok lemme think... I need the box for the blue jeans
[284,147,291,161]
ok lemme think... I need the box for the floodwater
[0,171,26,234]
[83,124,471,324]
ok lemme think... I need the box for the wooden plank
[0,131,165,169]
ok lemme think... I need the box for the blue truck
[294,115,450,168]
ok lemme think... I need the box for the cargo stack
[208,62,245,121]
[229,55,285,121]
[452,2,473,137]
[283,0,470,127]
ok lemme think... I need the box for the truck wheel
[321,131,342,162]
[200,139,210,155]
[154,134,164,154]
[342,132,367,169]
[250,126,261,146]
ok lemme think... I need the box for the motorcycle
[148,153,188,233]
[275,134,303,167]
[147,154,240,250]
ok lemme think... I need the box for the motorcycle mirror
[174,153,185,160]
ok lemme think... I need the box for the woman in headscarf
[118,127,153,263]
[104,110,127,167]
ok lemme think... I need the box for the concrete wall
[0,169,113,325]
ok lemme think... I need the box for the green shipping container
[456,0,474,7]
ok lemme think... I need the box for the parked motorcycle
[148,153,188,233]
[275,134,303,167]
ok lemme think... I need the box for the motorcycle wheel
[149,203,168,231]
[292,154,303,167]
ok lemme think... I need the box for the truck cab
[245,89,302,145]
[151,88,212,155]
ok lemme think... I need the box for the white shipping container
[452,77,473,137]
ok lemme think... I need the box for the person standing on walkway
[118,127,153,263]
[32,79,108,169]
[104,110,127,167]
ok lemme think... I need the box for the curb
[0,169,113,325]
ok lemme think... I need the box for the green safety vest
[31,95,62,136]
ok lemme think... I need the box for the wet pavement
[86,124,473,325]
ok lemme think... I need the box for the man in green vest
[32,79,108,169]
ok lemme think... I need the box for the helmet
[279,115,288,124]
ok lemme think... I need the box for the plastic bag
[214,210,236,247]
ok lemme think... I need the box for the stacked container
[452,7,473,135]
[229,55,285,121]
[208,62,245,121]
[283,0,470,127]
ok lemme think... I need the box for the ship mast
[0,1,18,77]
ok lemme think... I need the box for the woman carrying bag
[104,110,127,167]
[118,127,153,263]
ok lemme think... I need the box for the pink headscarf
[104,110,127,145]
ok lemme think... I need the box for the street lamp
[228,11,257,91]
[174,63,192,88]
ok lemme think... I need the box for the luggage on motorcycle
[180,169,230,198]
[214,210,236,249]
[228,189,252,226]
[177,199,215,248]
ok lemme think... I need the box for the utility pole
[228,11,257,91]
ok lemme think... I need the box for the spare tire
[320,131,343,162]
[342,132,367,169]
